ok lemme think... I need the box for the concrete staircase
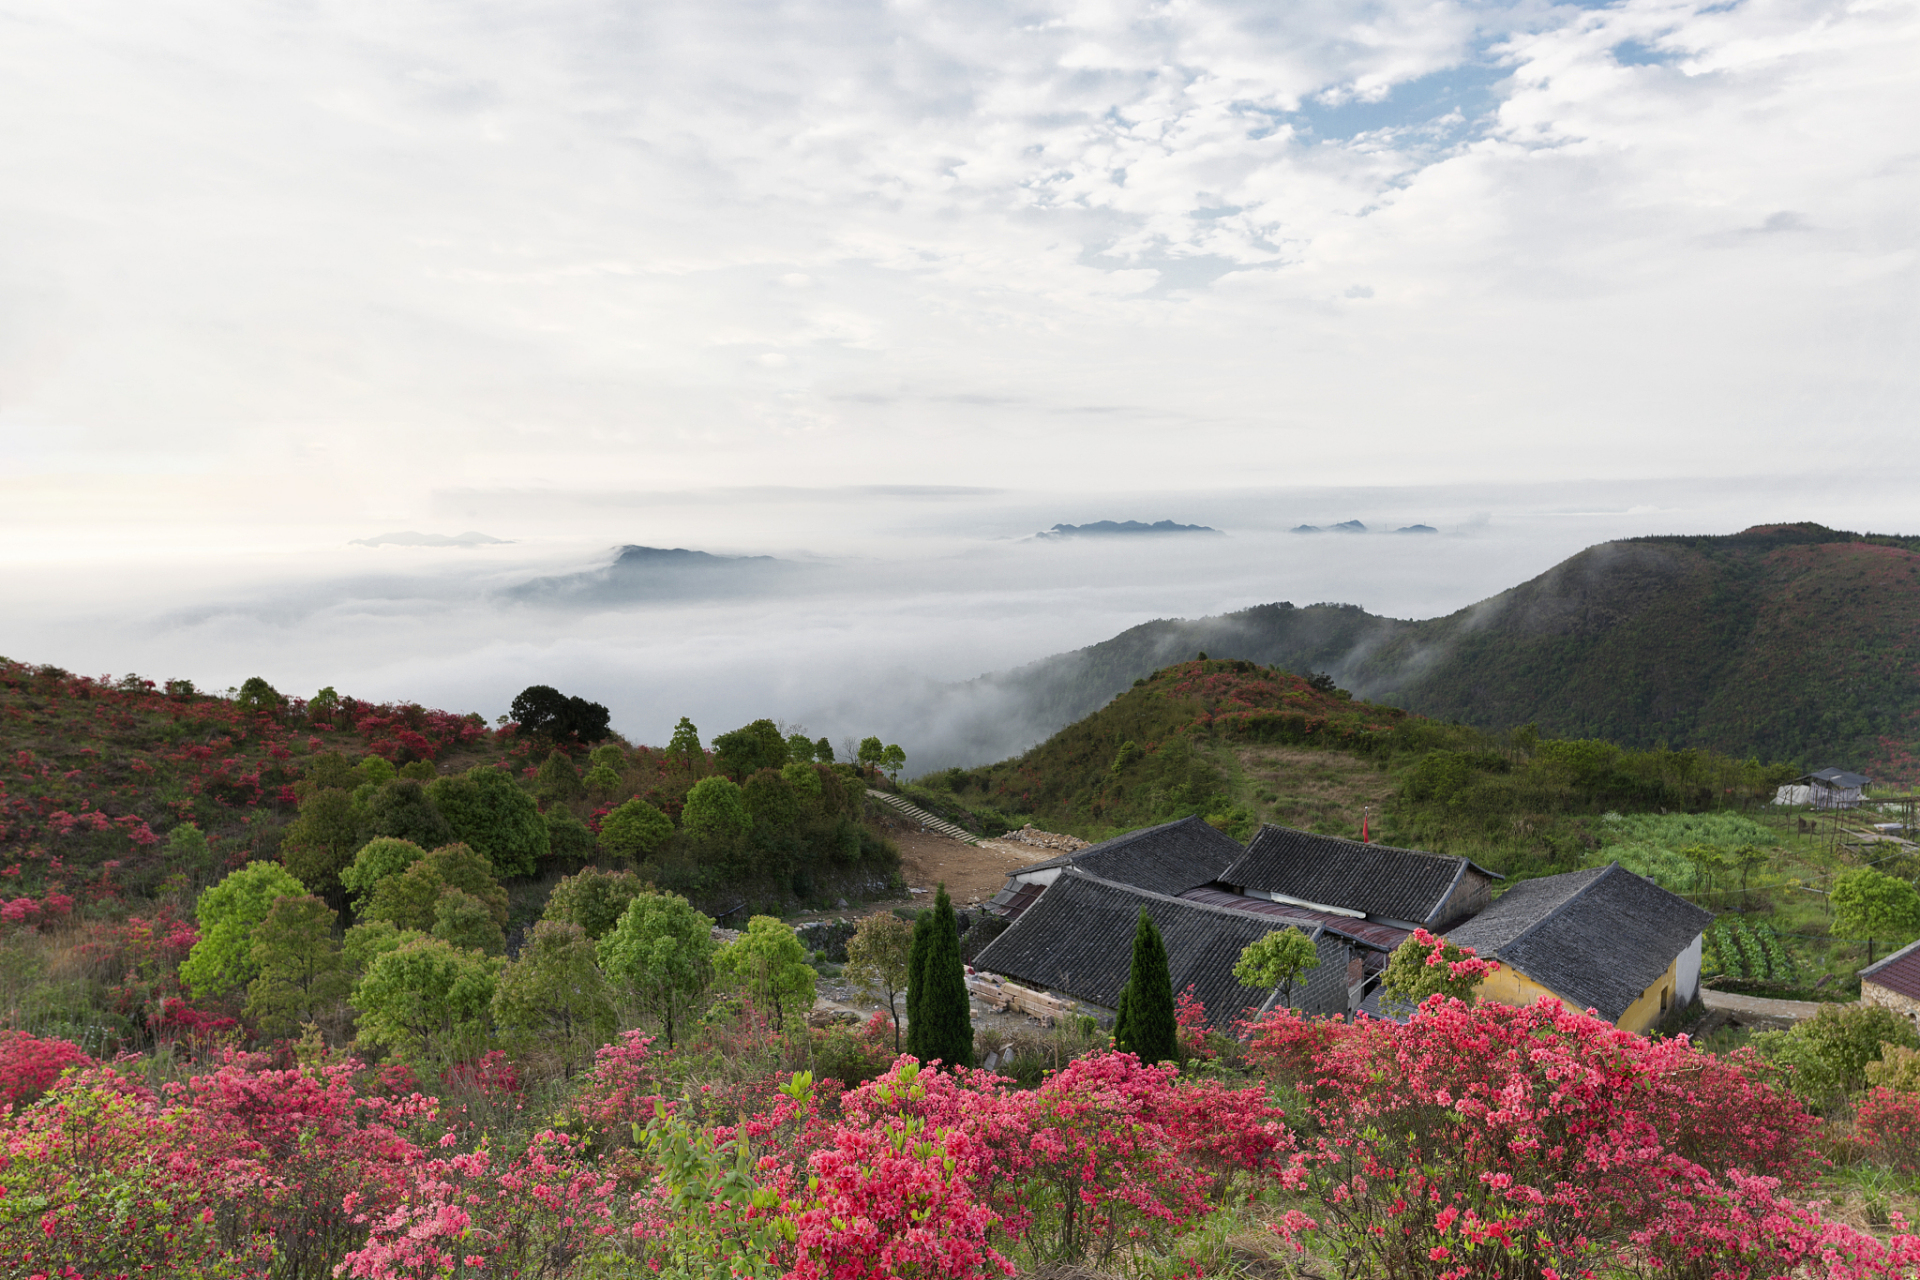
[867,789,982,846]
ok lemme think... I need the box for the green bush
[427,766,549,878]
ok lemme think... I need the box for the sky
[2,0,1916,766]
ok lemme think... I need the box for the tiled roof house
[986,815,1246,921]
[1218,825,1501,931]
[1446,863,1713,1033]
[1860,939,1920,1021]
[972,868,1355,1029]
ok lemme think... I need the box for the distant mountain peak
[1038,520,1221,538]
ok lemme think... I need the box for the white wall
[1676,933,1704,1007]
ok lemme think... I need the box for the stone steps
[867,789,982,846]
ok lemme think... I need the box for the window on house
[1660,986,1670,1011]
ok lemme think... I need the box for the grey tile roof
[1860,937,1920,1001]
[1177,885,1412,953]
[1220,825,1499,926]
[1806,767,1871,788]
[972,869,1352,1029]
[1015,814,1248,898]
[1446,863,1713,1024]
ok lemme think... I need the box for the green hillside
[914,658,1797,881]
[956,523,1920,782]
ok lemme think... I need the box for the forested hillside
[956,523,1920,780]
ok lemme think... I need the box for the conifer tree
[907,886,972,1068]
[1114,908,1176,1064]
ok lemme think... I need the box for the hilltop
[954,523,1920,781]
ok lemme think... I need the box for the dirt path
[1700,989,1832,1022]
[878,816,1061,908]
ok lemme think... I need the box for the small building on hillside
[1859,940,1920,1021]
[972,867,1357,1028]
[1776,768,1872,809]
[985,814,1246,921]
[1444,863,1713,1034]
[1217,824,1501,932]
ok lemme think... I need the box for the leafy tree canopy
[599,798,674,861]
[181,862,310,999]
[352,936,502,1066]
[545,807,596,861]
[359,779,452,850]
[712,719,788,781]
[667,717,703,768]
[365,843,508,935]
[714,915,817,1030]
[596,891,716,1048]
[1831,868,1920,945]
[1381,930,1492,1008]
[279,789,363,899]
[544,866,651,941]
[491,920,614,1074]
[786,734,816,764]
[534,749,585,805]
[426,766,549,878]
[340,837,428,913]
[682,776,751,842]
[845,911,913,1051]
[432,887,507,955]
[511,685,612,744]
[1752,1002,1920,1108]
[1233,926,1321,1010]
[244,894,351,1039]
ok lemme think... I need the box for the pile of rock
[1002,825,1091,853]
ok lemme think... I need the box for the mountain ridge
[955,523,1920,780]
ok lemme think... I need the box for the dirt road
[875,814,1060,907]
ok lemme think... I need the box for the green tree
[1751,1002,1920,1108]
[356,755,397,786]
[1233,927,1322,1012]
[1831,868,1920,958]
[309,686,341,721]
[235,676,283,717]
[845,911,913,1051]
[1113,909,1176,1065]
[857,737,884,770]
[597,892,717,1047]
[543,866,651,941]
[813,737,834,763]
[582,762,623,797]
[682,777,751,842]
[180,862,310,999]
[1381,932,1486,1007]
[433,888,507,955]
[546,807,596,861]
[906,886,971,1069]
[712,719,788,781]
[511,685,611,744]
[785,734,816,764]
[741,771,800,838]
[599,798,675,860]
[343,920,423,971]
[714,916,817,1030]
[426,766,549,878]
[359,779,453,849]
[590,744,627,772]
[491,921,615,1075]
[365,843,508,935]
[243,895,352,1039]
[279,788,364,899]
[535,749,585,805]
[780,762,824,809]
[340,837,428,912]
[880,744,906,779]
[352,936,502,1065]
[667,717,703,770]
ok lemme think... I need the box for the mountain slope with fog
[955,524,1920,779]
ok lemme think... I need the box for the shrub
[682,775,751,841]
[426,766,549,878]
[0,1031,90,1108]
[597,891,716,1048]
[1751,1002,1920,1109]
[543,865,651,941]
[179,861,309,998]
[340,836,427,912]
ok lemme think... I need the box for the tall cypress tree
[907,885,973,1069]
[1114,908,1176,1064]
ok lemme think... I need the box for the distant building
[1859,939,1920,1021]
[1446,863,1713,1034]
[986,815,1243,921]
[1774,768,1871,808]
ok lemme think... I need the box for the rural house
[1216,825,1501,931]
[972,867,1356,1027]
[1445,862,1713,1034]
[1859,939,1920,1021]
[985,814,1245,921]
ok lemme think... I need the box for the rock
[835,898,849,909]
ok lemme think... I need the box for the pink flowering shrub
[1853,1086,1920,1174]
[0,1031,91,1107]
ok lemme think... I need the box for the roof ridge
[1063,867,1329,935]
[1485,862,1617,954]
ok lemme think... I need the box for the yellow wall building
[1450,863,1709,1035]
